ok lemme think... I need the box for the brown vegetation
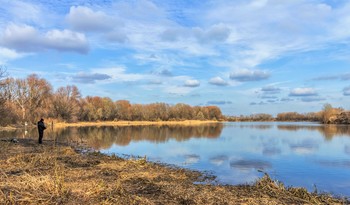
[0,139,346,205]
[0,74,223,126]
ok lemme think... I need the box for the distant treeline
[0,72,223,126]
[226,112,322,122]
[226,104,345,123]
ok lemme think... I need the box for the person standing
[37,118,46,144]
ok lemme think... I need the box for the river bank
[0,139,347,205]
[54,120,221,128]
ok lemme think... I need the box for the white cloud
[72,72,112,84]
[289,88,317,97]
[91,67,146,82]
[193,23,231,43]
[159,28,186,42]
[209,76,228,86]
[0,47,23,64]
[229,69,270,82]
[343,86,350,96]
[0,24,89,54]
[66,6,114,32]
[164,85,193,95]
[3,1,44,25]
[104,30,128,43]
[44,29,89,53]
[184,79,200,87]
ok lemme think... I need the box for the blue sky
[1,0,350,115]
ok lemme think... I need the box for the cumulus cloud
[0,24,89,54]
[193,23,231,43]
[160,23,230,44]
[209,76,228,86]
[44,29,89,53]
[229,69,270,82]
[0,47,22,63]
[343,86,350,96]
[72,72,112,84]
[160,28,186,42]
[66,6,114,32]
[289,88,317,97]
[184,79,200,87]
[104,30,128,43]
[207,100,232,105]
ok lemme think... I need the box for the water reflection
[230,159,272,171]
[289,139,319,155]
[59,123,224,149]
[238,124,273,130]
[315,160,350,169]
[210,155,229,166]
[345,145,350,155]
[183,154,200,165]
[277,125,350,139]
[233,123,350,139]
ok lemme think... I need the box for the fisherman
[37,118,46,144]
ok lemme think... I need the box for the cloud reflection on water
[345,145,350,155]
[209,155,229,166]
[315,160,350,169]
[230,159,272,171]
[289,139,319,155]
[183,154,200,165]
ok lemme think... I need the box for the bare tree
[2,74,52,124]
[0,66,9,125]
[52,85,81,122]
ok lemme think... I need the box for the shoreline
[54,120,221,128]
[0,138,347,204]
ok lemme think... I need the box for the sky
[1,0,350,115]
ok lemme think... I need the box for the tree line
[226,104,345,123]
[0,72,223,126]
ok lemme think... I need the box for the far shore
[54,120,221,128]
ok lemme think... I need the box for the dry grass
[0,126,16,131]
[0,140,347,205]
[54,120,220,128]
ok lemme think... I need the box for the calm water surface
[2,122,350,197]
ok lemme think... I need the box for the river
[2,122,350,197]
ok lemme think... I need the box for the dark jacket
[37,121,46,132]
